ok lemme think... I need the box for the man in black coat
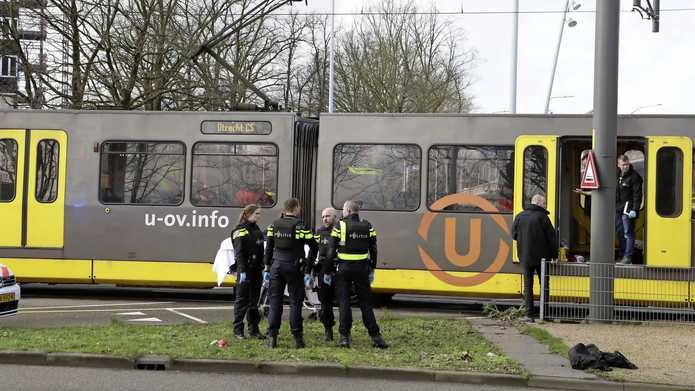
[512,194,558,322]
[615,154,643,264]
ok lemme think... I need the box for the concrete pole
[328,0,335,113]
[589,0,619,322]
[510,0,518,113]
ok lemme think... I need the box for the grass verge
[519,324,570,356]
[0,317,522,374]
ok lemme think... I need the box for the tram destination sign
[201,120,272,135]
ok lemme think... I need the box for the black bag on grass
[568,343,637,371]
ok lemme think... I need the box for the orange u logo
[417,193,510,287]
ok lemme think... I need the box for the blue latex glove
[238,272,246,284]
[368,272,374,285]
[262,271,270,288]
[323,274,332,286]
[628,210,637,219]
[304,274,312,288]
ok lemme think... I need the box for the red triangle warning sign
[580,151,600,189]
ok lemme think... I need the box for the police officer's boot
[337,334,350,348]
[293,333,305,349]
[372,334,389,349]
[324,327,334,342]
[267,335,278,349]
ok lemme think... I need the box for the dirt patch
[537,322,695,387]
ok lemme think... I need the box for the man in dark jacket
[616,155,643,264]
[312,207,338,342]
[512,194,557,322]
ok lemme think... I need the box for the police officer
[328,200,389,349]
[264,198,317,349]
[312,207,338,342]
[231,204,266,340]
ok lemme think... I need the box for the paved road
[0,364,556,391]
[0,284,508,328]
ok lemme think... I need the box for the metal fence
[540,260,695,323]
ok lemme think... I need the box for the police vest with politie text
[264,216,316,269]
[331,214,378,268]
[314,225,334,272]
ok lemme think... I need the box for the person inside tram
[574,154,643,265]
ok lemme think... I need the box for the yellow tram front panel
[25,130,68,248]
[513,135,558,263]
[645,136,692,268]
[0,130,25,248]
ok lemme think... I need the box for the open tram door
[548,136,691,268]
[0,129,67,248]
[512,135,558,263]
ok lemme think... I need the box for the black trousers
[267,260,305,337]
[336,261,380,338]
[233,268,263,335]
[317,270,335,329]
[522,262,550,317]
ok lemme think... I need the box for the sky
[285,0,695,115]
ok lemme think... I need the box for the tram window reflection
[99,141,185,205]
[191,142,278,208]
[523,146,548,210]
[427,145,513,213]
[35,139,59,203]
[0,139,17,202]
[332,144,421,211]
[655,147,683,218]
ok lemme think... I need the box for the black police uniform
[264,214,317,347]
[328,213,388,348]
[231,219,265,338]
[313,224,336,340]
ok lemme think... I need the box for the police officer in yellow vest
[328,200,389,349]
[264,198,317,349]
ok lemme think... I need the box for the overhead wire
[266,8,695,17]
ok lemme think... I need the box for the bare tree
[334,0,474,113]
[7,0,119,109]
[288,14,330,116]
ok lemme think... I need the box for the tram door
[0,129,67,248]
[646,136,692,267]
[512,135,558,262]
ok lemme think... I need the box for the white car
[0,264,20,317]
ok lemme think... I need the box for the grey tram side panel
[1,111,694,274]
[315,114,695,273]
[0,110,294,263]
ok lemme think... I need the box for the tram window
[0,139,17,202]
[522,146,548,209]
[35,139,59,203]
[99,141,185,205]
[332,144,421,211]
[427,145,513,213]
[655,147,683,217]
[191,142,278,207]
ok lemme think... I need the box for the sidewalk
[468,317,691,391]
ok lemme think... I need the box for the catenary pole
[510,0,518,113]
[589,0,619,322]
[328,0,335,113]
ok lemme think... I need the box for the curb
[529,376,622,391]
[47,352,133,369]
[528,375,694,391]
[0,351,691,391]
